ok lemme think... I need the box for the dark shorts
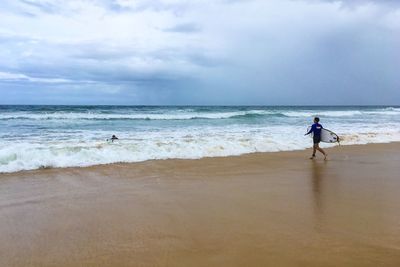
[313,135,321,144]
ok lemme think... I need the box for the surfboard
[307,127,340,143]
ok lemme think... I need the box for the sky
[0,0,399,105]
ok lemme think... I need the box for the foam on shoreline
[1,106,400,173]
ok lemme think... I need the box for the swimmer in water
[107,135,119,142]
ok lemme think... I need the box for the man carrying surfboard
[305,117,327,160]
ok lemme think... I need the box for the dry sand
[1,143,400,267]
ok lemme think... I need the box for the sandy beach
[1,143,400,267]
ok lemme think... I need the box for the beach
[1,0,400,265]
[1,143,400,267]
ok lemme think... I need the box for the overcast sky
[0,0,399,105]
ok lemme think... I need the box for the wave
[0,136,296,173]
[381,107,400,111]
[282,109,400,117]
[1,107,399,121]
[1,106,400,173]
[1,128,400,173]
[0,110,277,121]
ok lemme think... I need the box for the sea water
[0,105,399,173]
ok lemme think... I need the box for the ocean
[1,105,399,173]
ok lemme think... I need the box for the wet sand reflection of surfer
[310,161,327,231]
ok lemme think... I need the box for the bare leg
[316,145,327,160]
[310,145,317,159]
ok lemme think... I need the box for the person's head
[112,135,116,138]
[314,117,320,123]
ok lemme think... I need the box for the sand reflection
[310,160,328,231]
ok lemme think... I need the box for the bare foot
[309,155,315,160]
[324,154,328,160]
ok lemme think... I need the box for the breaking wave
[1,105,399,173]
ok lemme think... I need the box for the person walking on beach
[305,117,327,160]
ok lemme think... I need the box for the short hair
[314,117,320,122]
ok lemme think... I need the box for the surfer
[108,135,119,142]
[305,117,327,160]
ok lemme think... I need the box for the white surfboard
[307,127,340,143]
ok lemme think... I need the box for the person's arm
[305,124,315,135]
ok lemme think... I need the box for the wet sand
[1,143,400,267]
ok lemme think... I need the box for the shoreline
[2,141,400,176]
[1,142,400,266]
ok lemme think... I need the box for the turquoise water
[1,105,399,172]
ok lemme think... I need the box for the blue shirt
[306,123,323,137]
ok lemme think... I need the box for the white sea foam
[1,106,400,173]
[1,124,400,173]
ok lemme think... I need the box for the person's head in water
[314,117,320,124]
[110,135,118,142]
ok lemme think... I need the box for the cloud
[0,71,71,83]
[163,23,201,33]
[0,0,399,104]
[315,0,400,6]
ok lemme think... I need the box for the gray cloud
[0,0,399,105]
[306,0,400,8]
[18,0,59,13]
[318,0,400,4]
[163,23,201,33]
